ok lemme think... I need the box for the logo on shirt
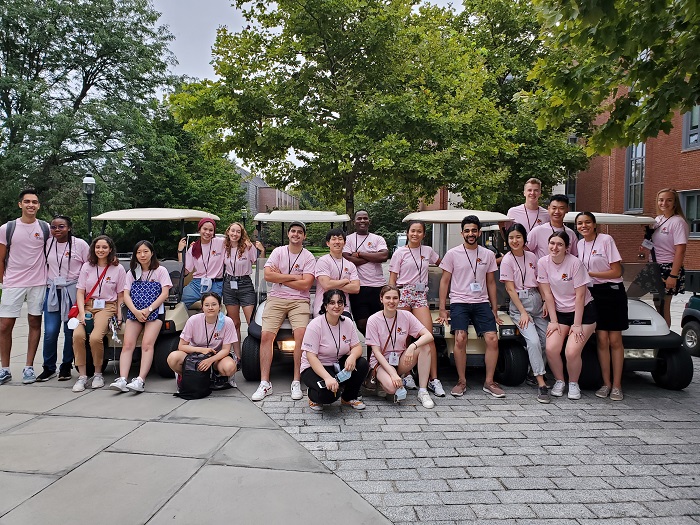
[34,232,40,239]
[660,227,669,234]
[529,263,535,269]
[396,327,406,335]
[367,241,374,248]
[536,219,543,224]
[293,263,301,271]
[561,273,572,282]
[106,276,112,282]
[213,332,220,339]
[211,250,220,256]
[341,335,349,343]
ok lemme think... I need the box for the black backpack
[174,352,212,400]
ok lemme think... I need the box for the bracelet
[668,274,678,279]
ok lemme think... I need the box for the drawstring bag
[127,280,162,321]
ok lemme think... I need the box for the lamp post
[241,206,248,228]
[82,176,96,243]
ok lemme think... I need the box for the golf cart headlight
[432,324,444,336]
[279,340,296,351]
[500,327,516,337]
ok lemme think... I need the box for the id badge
[229,279,238,290]
[414,283,425,292]
[388,352,400,366]
[518,289,529,299]
[641,239,654,250]
[54,276,67,287]
[92,299,106,309]
[470,282,482,292]
[333,362,341,374]
[200,277,212,292]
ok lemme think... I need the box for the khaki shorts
[0,286,46,317]
[261,296,310,333]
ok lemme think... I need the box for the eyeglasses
[50,225,68,230]
[326,300,345,306]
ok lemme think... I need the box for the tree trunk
[345,171,355,231]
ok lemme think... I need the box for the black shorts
[349,286,382,324]
[658,263,686,296]
[589,283,629,331]
[222,275,256,307]
[553,301,597,326]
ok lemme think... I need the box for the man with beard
[436,215,505,398]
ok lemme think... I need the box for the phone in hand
[317,380,326,389]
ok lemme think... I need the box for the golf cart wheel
[241,336,261,381]
[652,347,694,390]
[681,320,700,355]
[577,340,603,390]
[494,342,528,386]
[153,335,178,378]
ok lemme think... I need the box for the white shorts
[0,286,46,317]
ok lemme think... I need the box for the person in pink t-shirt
[365,285,435,408]
[72,235,126,393]
[178,218,225,308]
[167,292,238,388]
[222,222,265,359]
[389,220,444,397]
[537,231,596,401]
[300,289,368,411]
[526,195,579,259]
[0,189,50,386]
[252,221,316,403]
[313,228,359,318]
[504,177,551,234]
[109,241,173,394]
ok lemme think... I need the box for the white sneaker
[72,376,88,392]
[551,379,566,397]
[291,380,303,400]
[252,381,272,401]
[91,375,105,389]
[126,377,145,393]
[428,378,446,397]
[110,377,128,392]
[403,374,417,390]
[228,375,237,388]
[417,390,435,409]
[568,382,581,400]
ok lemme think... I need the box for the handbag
[126,280,162,322]
[68,265,110,319]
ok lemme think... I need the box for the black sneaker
[58,363,73,381]
[525,373,538,387]
[36,367,57,382]
[537,386,551,404]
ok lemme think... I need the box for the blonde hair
[656,188,686,220]
[224,222,252,258]
[524,178,542,188]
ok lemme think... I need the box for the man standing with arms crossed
[0,189,49,385]
[252,221,316,401]
[342,210,389,336]
[437,215,505,398]
[506,178,550,234]
[527,194,578,259]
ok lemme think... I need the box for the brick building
[238,167,299,218]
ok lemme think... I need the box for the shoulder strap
[84,265,110,303]
[3,220,16,267]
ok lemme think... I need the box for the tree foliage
[171,0,507,217]
[530,0,700,153]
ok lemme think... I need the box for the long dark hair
[319,289,346,316]
[130,240,160,278]
[88,235,119,266]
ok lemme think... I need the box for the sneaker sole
[550,391,564,397]
[428,386,446,397]
[57,376,72,381]
[22,379,37,384]
[482,387,506,398]
[252,389,272,401]
[127,386,145,393]
[35,374,57,382]
[568,394,581,400]
[110,384,129,393]
[536,396,551,404]
[451,390,465,397]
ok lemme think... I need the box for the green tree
[171,0,506,218]
[530,0,700,153]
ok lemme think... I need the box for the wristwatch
[148,306,154,313]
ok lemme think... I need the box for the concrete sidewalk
[0,310,389,525]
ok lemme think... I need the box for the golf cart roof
[403,210,510,224]
[253,210,351,223]
[92,208,220,221]
[563,212,655,225]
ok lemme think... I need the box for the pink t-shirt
[0,219,48,287]
[185,236,225,279]
[389,245,439,286]
[265,246,316,300]
[499,251,539,290]
[527,222,579,260]
[507,205,550,233]
[537,254,592,313]
[366,309,426,367]
[77,262,127,302]
[343,232,387,287]
[652,215,689,264]
[300,314,361,373]
[439,245,497,304]
[577,234,622,285]
[223,244,258,277]
[46,237,90,283]
[124,265,173,290]
[312,254,359,317]
[180,313,237,351]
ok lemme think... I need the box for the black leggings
[301,355,369,404]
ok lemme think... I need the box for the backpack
[174,352,212,400]
[3,219,51,267]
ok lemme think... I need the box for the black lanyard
[582,235,598,271]
[201,242,212,275]
[228,245,239,278]
[331,255,344,279]
[523,204,540,231]
[287,247,303,274]
[408,246,424,283]
[51,239,70,276]
[463,245,479,280]
[325,314,342,361]
[203,318,216,348]
[383,313,397,352]
[510,252,527,288]
[95,266,106,297]
[354,234,369,253]
[655,215,673,231]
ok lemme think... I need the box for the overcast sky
[152,0,460,80]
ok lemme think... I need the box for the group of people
[0,182,689,411]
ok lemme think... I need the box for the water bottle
[84,312,94,335]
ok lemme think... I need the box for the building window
[681,190,700,238]
[683,105,700,151]
[625,142,645,212]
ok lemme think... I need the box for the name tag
[414,283,425,292]
[641,239,654,250]
[470,283,482,292]
[229,279,238,290]
[200,277,213,292]
[518,289,529,299]
[388,352,400,366]
[54,276,67,287]
[92,299,106,309]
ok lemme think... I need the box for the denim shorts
[449,302,497,336]
[222,274,256,307]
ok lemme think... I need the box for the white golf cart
[240,210,351,381]
[403,209,530,386]
[89,208,219,378]
[562,211,693,390]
